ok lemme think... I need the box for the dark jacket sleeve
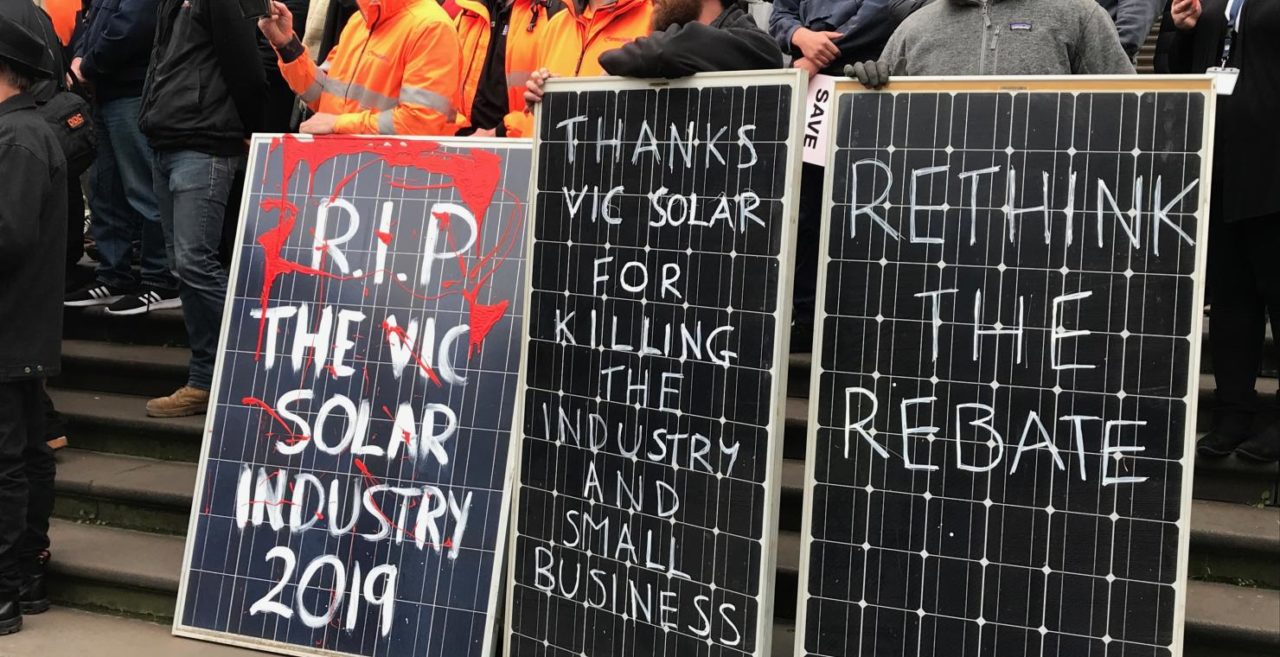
[1110,0,1161,56]
[0,144,46,270]
[830,0,898,63]
[600,17,784,78]
[767,0,804,53]
[207,0,267,134]
[1155,1,1200,73]
[78,0,158,82]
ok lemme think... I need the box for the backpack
[35,74,96,177]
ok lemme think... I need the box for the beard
[652,0,702,31]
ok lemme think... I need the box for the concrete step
[54,449,196,534]
[47,388,206,461]
[62,306,188,347]
[772,530,1280,655]
[2,608,260,657]
[1187,500,1280,589]
[55,339,189,399]
[47,519,183,622]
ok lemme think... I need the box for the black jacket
[139,0,266,155]
[599,4,784,78]
[0,94,68,382]
[1161,0,1280,223]
[75,0,158,101]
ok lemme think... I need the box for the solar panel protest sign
[174,135,530,657]
[505,70,805,657]
[798,77,1216,657]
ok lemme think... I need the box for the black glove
[845,60,890,89]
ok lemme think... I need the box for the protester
[0,12,66,634]
[455,0,560,136]
[2,0,85,451]
[64,0,180,315]
[137,0,265,417]
[1162,0,1280,463]
[1098,0,1162,60]
[257,0,309,134]
[513,0,653,137]
[258,0,463,136]
[849,0,1136,84]
[768,0,908,79]
[0,0,83,284]
[598,0,783,76]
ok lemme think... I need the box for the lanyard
[1221,0,1247,66]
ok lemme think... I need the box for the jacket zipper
[574,9,601,75]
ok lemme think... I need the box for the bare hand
[70,57,84,83]
[299,113,338,135]
[258,1,296,48]
[1171,0,1201,30]
[792,57,819,80]
[792,28,842,68]
[472,127,498,137]
[524,68,551,107]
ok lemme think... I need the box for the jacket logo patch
[1009,21,1033,31]
[65,113,85,130]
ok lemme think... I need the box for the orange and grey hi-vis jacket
[503,0,653,137]
[276,0,465,136]
[454,0,561,134]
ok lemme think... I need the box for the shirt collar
[0,93,37,119]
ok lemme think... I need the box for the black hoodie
[598,3,784,78]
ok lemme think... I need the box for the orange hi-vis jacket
[454,0,559,132]
[504,0,652,137]
[278,0,464,136]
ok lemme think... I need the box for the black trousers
[0,380,56,596]
[792,162,826,325]
[1208,213,1280,424]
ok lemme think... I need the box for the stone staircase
[45,305,1280,655]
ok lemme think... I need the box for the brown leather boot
[146,386,210,418]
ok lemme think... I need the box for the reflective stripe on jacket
[279,0,464,136]
[455,0,559,131]
[504,0,652,137]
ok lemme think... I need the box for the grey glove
[845,60,890,89]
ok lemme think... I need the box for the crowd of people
[0,0,1275,637]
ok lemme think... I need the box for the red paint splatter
[380,318,443,386]
[254,135,522,362]
[322,364,341,379]
[242,396,309,445]
[353,458,381,487]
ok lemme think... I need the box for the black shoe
[1197,428,1252,458]
[19,550,49,615]
[64,281,128,308]
[0,597,21,636]
[103,286,181,316]
[1236,423,1280,463]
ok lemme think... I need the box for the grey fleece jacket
[882,0,1136,76]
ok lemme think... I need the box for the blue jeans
[88,96,176,291]
[153,150,243,391]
